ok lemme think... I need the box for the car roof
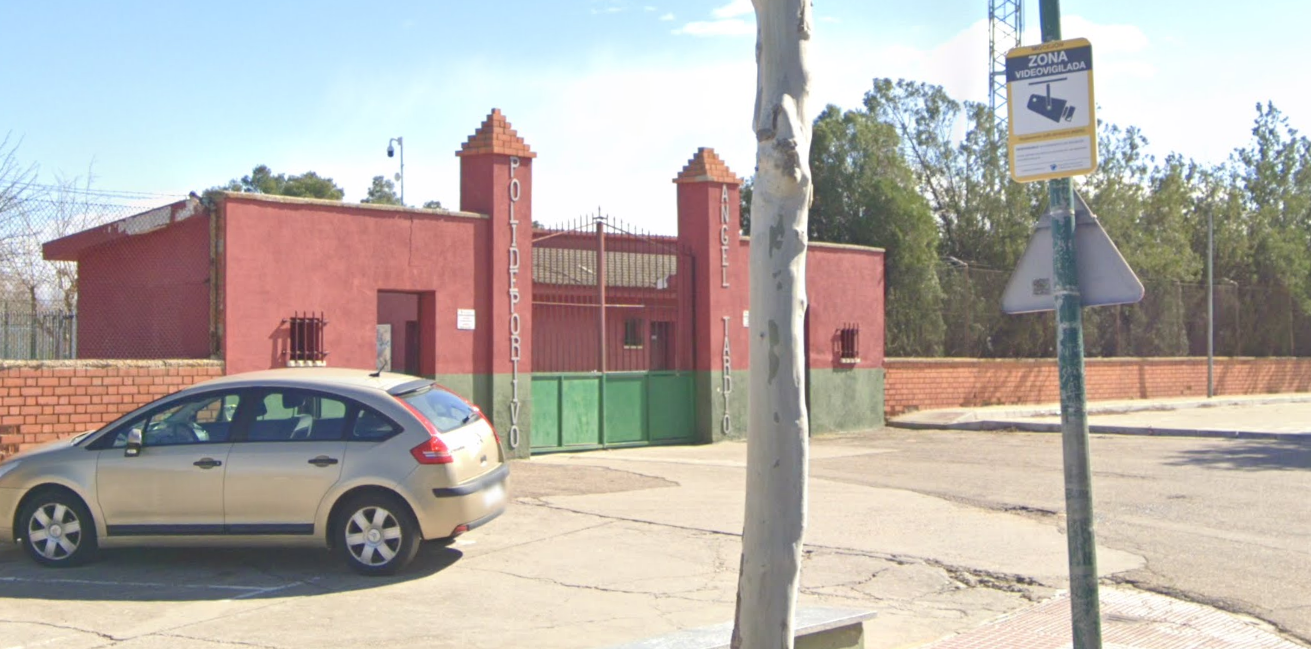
[187,368,426,394]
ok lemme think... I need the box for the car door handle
[193,458,223,469]
[308,456,339,467]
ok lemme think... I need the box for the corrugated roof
[533,247,678,289]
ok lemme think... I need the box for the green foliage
[813,79,1311,359]
[809,104,945,356]
[213,165,345,201]
[422,200,444,210]
[739,178,753,235]
[361,176,402,206]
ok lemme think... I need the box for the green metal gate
[529,214,697,452]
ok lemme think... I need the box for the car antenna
[369,359,385,378]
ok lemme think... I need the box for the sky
[3,0,1309,234]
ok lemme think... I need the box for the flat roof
[43,192,489,261]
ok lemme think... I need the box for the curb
[890,418,1311,441]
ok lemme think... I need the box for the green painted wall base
[694,368,885,442]
[695,370,750,444]
[430,366,883,458]
[808,367,885,434]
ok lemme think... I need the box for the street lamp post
[387,137,405,206]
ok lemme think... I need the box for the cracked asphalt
[1,431,1304,648]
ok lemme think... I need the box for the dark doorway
[377,292,424,376]
[649,321,674,371]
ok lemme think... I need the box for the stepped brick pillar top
[674,146,744,186]
[457,108,537,160]
[675,147,748,442]
[458,108,535,458]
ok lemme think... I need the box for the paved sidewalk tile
[921,588,1301,649]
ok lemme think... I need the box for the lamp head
[387,143,395,158]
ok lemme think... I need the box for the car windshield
[399,385,479,433]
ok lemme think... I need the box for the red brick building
[43,110,887,458]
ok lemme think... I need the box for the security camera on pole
[999,2,1144,648]
[387,136,404,206]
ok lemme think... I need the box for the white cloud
[711,0,753,19]
[592,6,624,14]
[644,5,656,11]
[659,12,674,21]
[308,13,1290,234]
[674,18,754,37]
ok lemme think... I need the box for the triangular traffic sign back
[1001,193,1144,314]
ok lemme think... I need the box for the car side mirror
[125,429,143,457]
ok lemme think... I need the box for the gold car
[0,368,507,575]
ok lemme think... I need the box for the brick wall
[0,360,224,461]
[885,357,1311,416]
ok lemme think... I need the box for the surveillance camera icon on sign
[1027,93,1075,123]
[1027,78,1075,123]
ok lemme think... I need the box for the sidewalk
[924,587,1303,649]
[890,393,1311,439]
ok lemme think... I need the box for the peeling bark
[731,1,813,648]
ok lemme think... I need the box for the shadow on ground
[0,541,461,602]
[1166,439,1311,471]
[510,460,676,498]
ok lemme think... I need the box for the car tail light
[450,524,469,537]
[399,400,454,465]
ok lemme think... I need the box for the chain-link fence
[0,193,184,360]
[934,262,1311,358]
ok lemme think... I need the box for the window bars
[838,323,860,364]
[285,312,328,366]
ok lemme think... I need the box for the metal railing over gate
[531,214,696,374]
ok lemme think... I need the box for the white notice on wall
[457,309,476,330]
[742,310,749,328]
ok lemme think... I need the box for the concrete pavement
[1,426,1304,648]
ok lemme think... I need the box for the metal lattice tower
[989,0,1024,135]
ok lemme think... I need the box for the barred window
[287,312,328,366]
[839,324,860,363]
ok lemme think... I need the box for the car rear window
[400,385,479,433]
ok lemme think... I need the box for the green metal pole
[1039,1,1103,648]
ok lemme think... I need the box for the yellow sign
[1006,38,1097,183]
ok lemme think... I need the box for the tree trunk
[731,1,813,648]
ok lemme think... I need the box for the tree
[0,132,38,219]
[861,80,1051,357]
[732,1,811,647]
[213,165,345,200]
[361,176,402,206]
[422,200,443,210]
[809,104,945,356]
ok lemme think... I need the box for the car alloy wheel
[336,494,420,576]
[29,503,83,560]
[345,505,404,567]
[19,491,97,567]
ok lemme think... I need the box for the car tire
[334,494,420,576]
[18,489,98,568]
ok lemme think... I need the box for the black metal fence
[935,263,1311,358]
[0,307,77,360]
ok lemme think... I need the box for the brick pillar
[674,148,747,443]
[458,109,535,459]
